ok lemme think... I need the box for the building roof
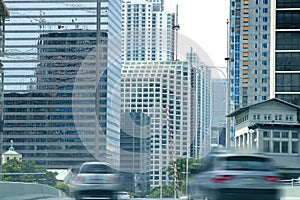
[227,98,300,117]
[3,149,21,155]
[3,140,21,155]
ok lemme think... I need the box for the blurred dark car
[69,162,122,200]
[188,153,282,200]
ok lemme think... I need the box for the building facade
[228,98,300,178]
[211,78,226,146]
[2,0,122,169]
[186,51,212,158]
[121,61,191,188]
[122,0,174,61]
[120,112,151,196]
[274,0,300,106]
[229,0,271,109]
[230,0,300,109]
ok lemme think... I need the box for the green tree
[168,157,201,193]
[2,159,58,187]
[147,185,175,198]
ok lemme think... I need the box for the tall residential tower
[122,0,174,61]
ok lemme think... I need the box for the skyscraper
[121,61,191,188]
[122,0,174,61]
[229,0,271,109]
[186,51,212,158]
[2,0,122,169]
[230,0,300,107]
[274,0,300,105]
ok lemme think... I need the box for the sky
[164,0,230,69]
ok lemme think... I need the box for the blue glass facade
[2,0,122,169]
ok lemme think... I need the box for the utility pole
[225,18,231,147]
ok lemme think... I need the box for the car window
[217,156,275,171]
[79,164,114,174]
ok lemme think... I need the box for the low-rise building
[2,140,22,164]
[227,98,300,178]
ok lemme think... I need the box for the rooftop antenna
[173,4,180,61]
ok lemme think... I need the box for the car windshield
[218,156,275,171]
[79,164,114,174]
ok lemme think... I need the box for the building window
[292,132,298,139]
[253,114,260,120]
[262,52,268,57]
[243,52,249,57]
[275,114,282,121]
[263,17,268,22]
[273,141,280,153]
[263,8,268,13]
[263,140,270,152]
[264,131,270,138]
[262,34,268,39]
[273,132,280,138]
[264,114,271,120]
[282,132,289,138]
[286,115,293,121]
[292,142,299,154]
[262,43,267,48]
[282,142,289,153]
[262,69,267,74]
[262,77,267,83]
[262,87,267,92]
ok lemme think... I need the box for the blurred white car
[69,162,123,200]
[188,153,282,200]
[117,192,131,200]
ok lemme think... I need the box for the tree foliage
[2,159,58,187]
[147,185,176,198]
[55,183,70,195]
[147,157,202,198]
[167,157,201,192]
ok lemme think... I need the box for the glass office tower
[2,0,122,169]
[274,0,300,105]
